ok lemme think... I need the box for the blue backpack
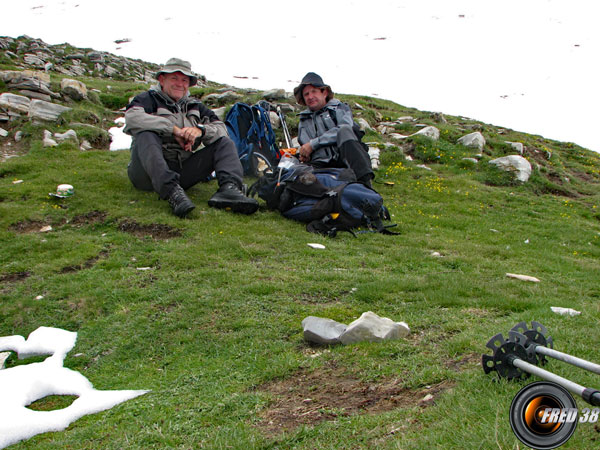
[248,165,398,236]
[225,102,280,175]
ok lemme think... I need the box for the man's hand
[173,126,204,152]
[299,142,313,163]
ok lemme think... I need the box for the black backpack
[249,165,398,237]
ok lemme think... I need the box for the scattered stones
[550,307,581,317]
[302,311,409,345]
[505,141,524,155]
[61,78,88,101]
[29,99,72,122]
[506,273,540,282]
[489,155,532,182]
[458,131,486,150]
[301,317,347,345]
[339,312,410,345]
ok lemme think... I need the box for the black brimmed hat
[293,72,333,106]
[155,58,198,86]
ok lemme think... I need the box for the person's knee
[337,124,358,146]
[136,130,162,146]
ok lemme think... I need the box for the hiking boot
[208,182,259,214]
[167,184,195,217]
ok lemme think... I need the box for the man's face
[302,85,328,111]
[158,72,190,101]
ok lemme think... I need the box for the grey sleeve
[123,106,173,137]
[310,103,355,150]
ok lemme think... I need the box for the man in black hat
[124,57,258,217]
[294,72,373,187]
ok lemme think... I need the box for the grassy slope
[1,52,600,449]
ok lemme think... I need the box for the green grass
[2,47,600,448]
[1,138,599,449]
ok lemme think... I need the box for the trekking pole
[482,328,600,406]
[277,106,296,156]
[511,321,600,375]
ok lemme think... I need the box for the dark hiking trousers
[127,131,244,199]
[309,124,373,183]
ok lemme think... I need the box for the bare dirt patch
[118,219,182,240]
[0,271,31,284]
[9,219,51,233]
[70,210,108,227]
[255,362,452,435]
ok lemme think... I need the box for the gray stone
[28,100,72,122]
[80,139,92,151]
[14,131,23,142]
[458,131,486,151]
[268,111,280,129]
[66,53,85,60]
[412,125,440,140]
[263,88,287,101]
[0,93,31,114]
[302,316,347,345]
[356,118,372,131]
[212,106,226,120]
[505,141,524,155]
[489,155,532,182]
[54,129,78,143]
[24,54,45,67]
[61,78,88,101]
[87,51,105,62]
[0,127,8,138]
[18,90,52,102]
[339,311,410,345]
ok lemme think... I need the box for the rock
[87,51,105,62]
[292,137,299,148]
[202,91,242,105]
[80,140,92,151]
[263,88,286,101]
[506,273,540,282]
[28,100,72,122]
[0,93,31,114]
[14,131,24,142]
[489,155,532,182]
[458,131,486,150]
[412,126,440,140]
[54,129,78,143]
[431,112,447,123]
[550,307,581,317]
[302,316,347,345]
[354,102,365,110]
[356,118,372,132]
[0,127,7,137]
[339,311,410,344]
[268,111,280,129]
[66,53,86,60]
[61,78,88,101]
[462,158,478,164]
[212,106,226,120]
[505,141,524,155]
[24,54,45,67]
[368,147,380,169]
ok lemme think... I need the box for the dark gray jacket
[124,85,227,165]
[297,99,356,150]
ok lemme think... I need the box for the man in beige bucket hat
[124,58,258,217]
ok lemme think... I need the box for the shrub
[99,93,130,110]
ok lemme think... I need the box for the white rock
[506,273,540,282]
[389,133,407,140]
[462,158,478,164]
[302,316,347,345]
[339,311,410,344]
[550,307,581,317]
[29,100,71,122]
[43,137,58,147]
[0,93,31,114]
[412,126,440,140]
[458,131,486,150]
[54,129,78,143]
[368,147,380,170]
[268,111,280,129]
[212,106,226,120]
[489,155,532,182]
[14,131,23,142]
[356,118,372,131]
[505,141,524,155]
[0,127,7,138]
[416,164,432,171]
[307,243,326,249]
[80,140,92,151]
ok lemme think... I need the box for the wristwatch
[197,124,205,136]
